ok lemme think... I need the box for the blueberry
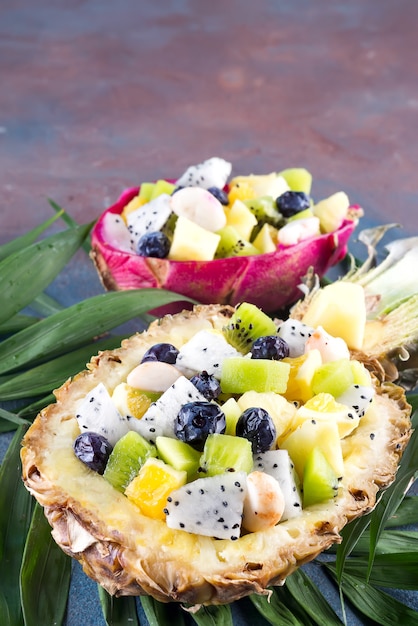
[276,191,311,218]
[174,401,226,450]
[141,342,179,364]
[207,186,229,205]
[136,231,170,258]
[236,407,276,453]
[171,185,184,195]
[251,335,290,360]
[73,432,113,474]
[190,371,221,400]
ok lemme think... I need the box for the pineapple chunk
[125,458,186,520]
[301,281,366,350]
[168,216,221,261]
[237,391,297,445]
[229,173,289,199]
[291,392,360,439]
[253,223,279,254]
[280,419,344,481]
[224,199,258,240]
[313,191,350,233]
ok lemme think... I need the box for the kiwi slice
[278,168,313,195]
[150,179,176,199]
[220,357,290,394]
[243,196,284,228]
[199,433,253,476]
[302,447,339,507]
[222,302,278,353]
[311,358,354,398]
[215,225,260,258]
[155,436,201,480]
[103,431,156,492]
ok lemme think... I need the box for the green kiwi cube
[103,431,156,492]
[311,358,354,398]
[155,436,201,480]
[150,179,177,199]
[215,225,260,258]
[222,302,278,353]
[302,447,339,507]
[243,196,283,228]
[278,167,313,195]
[199,433,253,477]
[220,357,290,394]
[138,182,155,202]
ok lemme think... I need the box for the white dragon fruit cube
[127,194,173,252]
[175,157,232,190]
[128,375,207,443]
[164,471,247,540]
[175,329,242,379]
[75,382,130,447]
[253,449,302,520]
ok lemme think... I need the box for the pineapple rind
[21,304,412,606]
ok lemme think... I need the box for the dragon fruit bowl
[90,158,362,315]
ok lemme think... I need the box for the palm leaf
[0,211,63,261]
[0,425,33,626]
[20,503,72,626]
[139,596,187,626]
[97,586,140,626]
[327,570,418,625]
[0,289,193,375]
[0,334,129,400]
[0,222,91,326]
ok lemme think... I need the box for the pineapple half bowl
[21,232,418,608]
[90,157,362,314]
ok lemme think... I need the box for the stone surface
[1,0,418,244]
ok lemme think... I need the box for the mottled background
[1,0,418,244]
[1,1,417,624]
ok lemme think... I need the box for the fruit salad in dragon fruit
[91,157,362,312]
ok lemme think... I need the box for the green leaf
[340,529,418,555]
[0,314,39,335]
[334,514,371,582]
[327,570,418,625]
[29,292,65,316]
[285,569,344,625]
[97,586,139,625]
[0,408,30,427]
[139,596,187,626]
[386,496,418,528]
[189,603,233,626]
[0,335,129,400]
[17,394,56,420]
[0,424,33,626]
[0,289,192,375]
[249,589,307,625]
[20,503,71,626]
[0,222,92,326]
[48,198,91,254]
[327,553,418,590]
[366,408,418,578]
[0,211,63,261]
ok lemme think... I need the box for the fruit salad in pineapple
[91,157,362,312]
[21,243,416,605]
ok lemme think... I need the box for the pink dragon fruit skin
[90,186,359,315]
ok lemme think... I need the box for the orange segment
[283,349,322,403]
[125,458,186,520]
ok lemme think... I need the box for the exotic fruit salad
[21,236,418,607]
[90,157,362,312]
